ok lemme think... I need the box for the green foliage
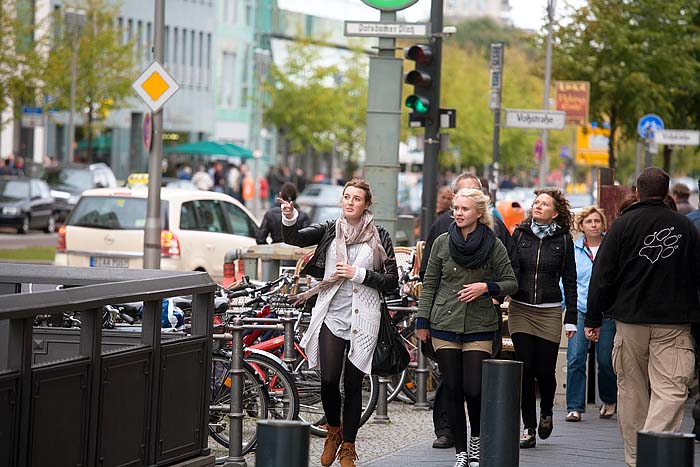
[264,39,368,166]
[0,0,47,127]
[552,0,700,172]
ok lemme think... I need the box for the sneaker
[454,451,469,467]
[565,410,581,422]
[519,428,536,449]
[468,436,480,467]
[599,403,616,419]
[538,415,553,439]
[432,435,455,449]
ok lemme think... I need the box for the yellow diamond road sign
[132,61,180,113]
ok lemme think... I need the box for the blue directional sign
[637,114,664,139]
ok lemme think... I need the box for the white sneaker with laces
[468,436,480,467]
[454,451,469,467]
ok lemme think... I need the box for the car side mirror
[95,182,106,188]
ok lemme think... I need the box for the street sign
[21,107,43,127]
[132,61,180,113]
[554,81,589,126]
[360,0,420,11]
[503,109,566,130]
[344,21,430,38]
[576,124,610,166]
[439,108,456,129]
[637,114,664,139]
[143,113,152,152]
[654,130,700,146]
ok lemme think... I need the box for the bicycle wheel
[293,359,380,437]
[386,369,408,403]
[399,326,441,403]
[209,356,269,454]
[245,352,300,421]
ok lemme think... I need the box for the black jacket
[282,218,399,293]
[256,206,310,244]
[585,199,700,327]
[511,221,577,325]
[419,209,519,280]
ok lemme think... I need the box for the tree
[43,0,135,161]
[551,0,700,173]
[264,38,368,174]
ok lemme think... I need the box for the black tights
[436,348,490,453]
[511,332,560,429]
[319,324,365,443]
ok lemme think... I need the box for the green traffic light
[405,95,429,114]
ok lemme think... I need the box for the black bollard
[637,431,695,467]
[479,359,522,467]
[256,420,310,467]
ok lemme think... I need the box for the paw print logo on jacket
[639,227,681,264]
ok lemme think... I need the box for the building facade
[444,0,510,23]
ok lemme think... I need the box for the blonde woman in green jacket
[416,188,517,467]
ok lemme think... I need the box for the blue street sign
[637,114,664,139]
[21,106,42,115]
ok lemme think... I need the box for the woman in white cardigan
[281,179,398,467]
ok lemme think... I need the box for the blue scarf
[530,219,559,239]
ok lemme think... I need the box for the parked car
[41,162,118,221]
[295,184,343,224]
[0,176,56,234]
[54,187,259,281]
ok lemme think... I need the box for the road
[0,230,58,249]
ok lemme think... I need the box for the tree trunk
[662,145,672,173]
[85,102,94,162]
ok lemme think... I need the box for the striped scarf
[530,219,559,239]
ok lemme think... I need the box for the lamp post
[64,8,85,163]
[538,0,556,188]
[252,48,271,216]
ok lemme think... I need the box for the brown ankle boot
[320,425,343,467]
[337,441,358,467]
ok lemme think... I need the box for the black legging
[511,332,560,429]
[436,348,490,453]
[319,323,366,443]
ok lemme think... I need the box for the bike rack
[213,313,297,467]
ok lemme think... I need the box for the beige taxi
[54,186,259,282]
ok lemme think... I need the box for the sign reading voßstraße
[344,21,430,38]
[654,130,700,146]
[504,109,566,130]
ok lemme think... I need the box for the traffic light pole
[364,10,402,239]
[419,0,443,239]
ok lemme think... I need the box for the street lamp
[252,48,271,215]
[538,0,556,188]
[64,8,85,163]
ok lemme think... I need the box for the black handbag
[372,303,410,377]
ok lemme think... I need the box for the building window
[137,20,143,61]
[164,26,169,64]
[173,27,179,69]
[207,33,212,88]
[220,52,235,107]
[245,0,252,26]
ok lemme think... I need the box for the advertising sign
[576,124,610,166]
[555,81,590,126]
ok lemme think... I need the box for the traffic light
[404,44,434,116]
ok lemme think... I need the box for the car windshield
[0,180,30,200]
[43,168,94,191]
[68,196,166,229]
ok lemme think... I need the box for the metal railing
[0,263,216,467]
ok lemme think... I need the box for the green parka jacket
[416,232,518,335]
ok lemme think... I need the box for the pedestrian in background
[671,182,695,215]
[436,185,453,217]
[586,167,700,467]
[564,206,616,423]
[281,179,398,467]
[419,172,518,450]
[510,188,577,449]
[191,165,214,191]
[416,188,517,467]
[257,182,309,244]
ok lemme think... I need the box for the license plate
[90,256,129,268]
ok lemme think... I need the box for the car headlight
[2,207,19,215]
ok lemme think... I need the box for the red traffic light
[404,44,433,65]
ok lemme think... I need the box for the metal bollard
[372,376,391,424]
[413,338,430,410]
[637,431,695,467]
[282,309,297,367]
[480,359,522,467]
[256,420,310,467]
[223,317,247,467]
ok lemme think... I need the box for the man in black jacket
[585,167,700,467]
[419,172,518,449]
[256,182,310,244]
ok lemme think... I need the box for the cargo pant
[613,322,695,467]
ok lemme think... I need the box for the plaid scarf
[530,219,559,239]
[295,210,388,301]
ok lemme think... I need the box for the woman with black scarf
[416,188,517,467]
